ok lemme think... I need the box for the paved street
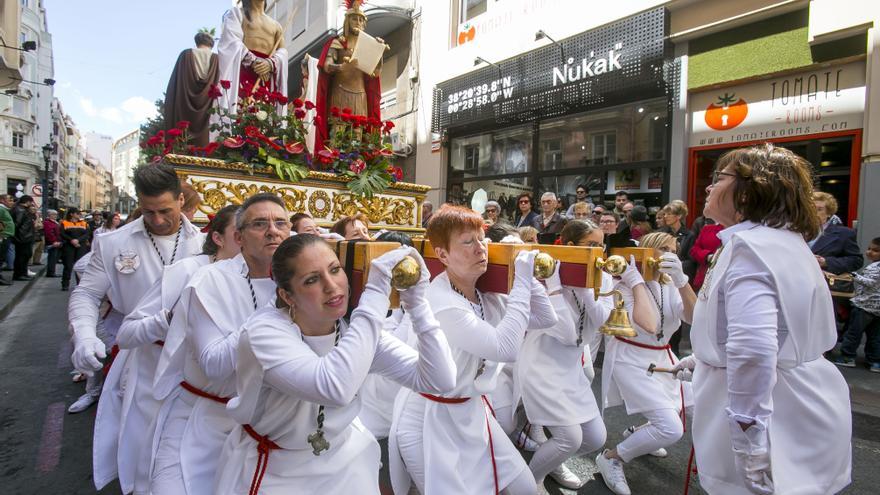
[0,275,878,494]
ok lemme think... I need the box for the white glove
[71,335,107,376]
[513,250,539,289]
[619,255,646,289]
[659,252,689,288]
[543,258,563,294]
[319,232,345,241]
[366,246,415,297]
[397,248,430,311]
[728,418,774,495]
[671,353,697,382]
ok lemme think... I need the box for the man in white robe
[68,163,203,494]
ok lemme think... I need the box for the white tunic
[215,302,454,494]
[601,276,692,416]
[515,274,613,426]
[68,217,202,493]
[690,222,852,495]
[152,253,276,495]
[389,271,554,495]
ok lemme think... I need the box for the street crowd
[52,143,879,495]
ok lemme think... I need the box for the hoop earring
[288,304,296,322]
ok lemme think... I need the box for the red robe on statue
[238,50,278,97]
[314,36,381,163]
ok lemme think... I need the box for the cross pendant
[308,430,330,456]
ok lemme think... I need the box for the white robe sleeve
[528,282,559,329]
[723,244,778,426]
[531,293,577,346]
[68,238,110,339]
[117,277,169,349]
[435,280,531,362]
[186,286,242,381]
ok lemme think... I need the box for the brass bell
[391,256,421,290]
[533,252,557,280]
[598,290,637,337]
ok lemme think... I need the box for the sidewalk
[0,257,49,321]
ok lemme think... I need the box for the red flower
[304,100,316,110]
[244,126,260,138]
[350,159,366,174]
[223,136,246,148]
[388,166,403,181]
[205,142,220,155]
[276,94,288,106]
[317,148,337,165]
[292,98,304,108]
[208,84,223,99]
[167,128,182,138]
[220,80,231,89]
[285,142,305,154]
[330,106,340,117]
[156,130,165,139]
[294,108,306,119]
[341,107,352,115]
[383,120,395,134]
[176,120,190,129]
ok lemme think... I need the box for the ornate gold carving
[331,192,415,226]
[308,190,331,218]
[189,179,307,215]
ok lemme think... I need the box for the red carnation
[177,120,190,129]
[220,80,231,89]
[304,100,316,110]
[294,108,306,119]
[341,107,352,115]
[167,128,182,138]
[293,98,304,108]
[330,107,340,117]
[208,84,223,99]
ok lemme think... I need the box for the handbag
[824,271,855,298]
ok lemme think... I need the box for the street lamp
[473,56,503,78]
[41,144,53,218]
[535,30,565,60]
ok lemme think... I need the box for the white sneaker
[549,463,583,489]
[27,270,36,276]
[68,393,97,413]
[513,430,540,451]
[596,450,631,495]
[622,425,668,458]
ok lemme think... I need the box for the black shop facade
[433,7,678,222]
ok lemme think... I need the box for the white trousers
[528,418,607,481]
[150,392,193,494]
[616,408,683,463]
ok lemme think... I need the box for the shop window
[7,178,26,198]
[463,144,479,172]
[539,173,604,213]
[447,177,532,222]
[542,139,562,170]
[460,0,487,23]
[12,132,26,149]
[590,132,617,165]
[450,125,533,179]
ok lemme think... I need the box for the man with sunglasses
[565,184,593,219]
[514,192,540,229]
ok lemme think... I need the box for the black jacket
[811,224,863,275]
[11,204,35,243]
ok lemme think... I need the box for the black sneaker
[833,356,856,368]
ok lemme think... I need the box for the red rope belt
[242,424,281,495]
[420,393,499,495]
[179,381,230,404]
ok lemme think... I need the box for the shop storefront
[688,61,866,226]
[432,7,677,221]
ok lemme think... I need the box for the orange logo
[458,24,476,46]
[704,93,748,131]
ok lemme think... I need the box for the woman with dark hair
[390,205,555,495]
[117,204,240,493]
[331,214,370,240]
[673,143,852,495]
[213,235,455,494]
[60,207,90,291]
[290,212,319,235]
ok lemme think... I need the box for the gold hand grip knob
[646,256,671,284]
[533,252,557,280]
[391,256,421,290]
[596,254,627,277]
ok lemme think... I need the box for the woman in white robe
[390,205,557,495]
[215,235,456,494]
[672,143,851,495]
[515,220,613,490]
[116,205,240,493]
[596,231,696,495]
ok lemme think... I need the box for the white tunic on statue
[515,274,613,427]
[149,254,276,495]
[358,309,416,439]
[389,271,556,495]
[215,301,455,494]
[68,217,202,493]
[601,276,692,416]
[690,221,852,495]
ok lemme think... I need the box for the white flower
[256,110,268,121]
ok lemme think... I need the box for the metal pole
[42,154,49,218]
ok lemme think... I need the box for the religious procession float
[144,0,428,233]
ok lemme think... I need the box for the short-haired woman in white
[214,235,456,494]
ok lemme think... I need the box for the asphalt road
[1,275,879,494]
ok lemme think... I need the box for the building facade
[79,155,97,211]
[0,1,24,90]
[111,129,139,215]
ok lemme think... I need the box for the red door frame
[686,129,862,227]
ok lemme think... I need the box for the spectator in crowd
[565,184,591,218]
[87,209,103,234]
[94,212,121,236]
[536,192,567,243]
[514,192,540,228]
[572,202,591,220]
[31,211,45,266]
[688,218,723,293]
[834,237,880,370]
[810,191,863,275]
[0,194,12,285]
[181,182,202,221]
[487,222,519,243]
[600,211,636,250]
[484,200,502,225]
[332,214,371,240]
[518,225,538,243]
[60,208,90,291]
[619,200,634,236]
[422,200,433,228]
[660,200,691,246]
[291,212,320,234]
[628,205,652,242]
[613,191,629,217]
[43,209,62,278]
[654,207,667,230]
[1,193,14,273]
[11,195,37,281]
[591,204,606,224]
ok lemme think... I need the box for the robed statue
[217,0,288,113]
[164,30,219,146]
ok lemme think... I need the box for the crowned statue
[313,0,387,152]
[217,0,289,113]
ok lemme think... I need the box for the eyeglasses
[711,170,737,185]
[599,219,617,225]
[485,208,497,213]
[243,219,292,232]
[518,200,530,204]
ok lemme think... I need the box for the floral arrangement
[140,81,403,198]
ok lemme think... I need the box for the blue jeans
[840,307,880,363]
